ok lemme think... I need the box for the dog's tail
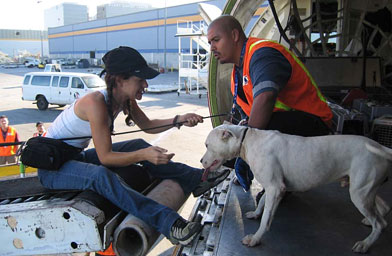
[366,143,392,161]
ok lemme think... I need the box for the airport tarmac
[0,66,214,256]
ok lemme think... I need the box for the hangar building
[48,0,228,69]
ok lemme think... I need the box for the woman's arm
[130,100,203,133]
[75,93,174,167]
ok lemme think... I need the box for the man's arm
[248,90,276,129]
[247,47,291,129]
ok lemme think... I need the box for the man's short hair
[210,15,245,38]
[0,115,7,119]
[36,121,43,127]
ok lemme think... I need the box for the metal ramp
[176,20,210,98]
[174,172,392,256]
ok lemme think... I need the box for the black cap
[102,46,160,79]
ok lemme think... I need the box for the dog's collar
[241,127,249,144]
[238,127,249,157]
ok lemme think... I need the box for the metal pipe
[112,179,187,256]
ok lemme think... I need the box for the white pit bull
[200,124,391,253]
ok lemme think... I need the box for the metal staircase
[176,20,210,98]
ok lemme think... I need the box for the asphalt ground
[0,65,213,256]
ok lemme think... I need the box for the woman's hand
[179,113,204,127]
[140,146,174,165]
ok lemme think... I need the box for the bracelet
[173,115,183,129]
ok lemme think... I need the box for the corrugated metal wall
[47,0,226,68]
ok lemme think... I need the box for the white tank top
[46,89,111,149]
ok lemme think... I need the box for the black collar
[241,127,249,143]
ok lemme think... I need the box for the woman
[37,46,230,245]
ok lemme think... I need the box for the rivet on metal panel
[35,227,46,239]
[63,212,71,219]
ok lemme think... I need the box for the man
[0,115,20,165]
[207,15,333,191]
[33,121,47,137]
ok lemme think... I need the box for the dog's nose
[200,158,203,163]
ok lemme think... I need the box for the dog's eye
[205,143,208,148]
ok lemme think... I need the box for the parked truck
[2,0,392,256]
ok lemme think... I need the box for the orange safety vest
[33,131,47,137]
[231,37,333,126]
[0,126,17,156]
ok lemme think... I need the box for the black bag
[20,136,82,170]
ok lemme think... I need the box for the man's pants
[265,110,331,136]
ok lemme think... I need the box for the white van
[22,72,106,110]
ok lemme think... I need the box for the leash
[0,113,231,146]
[112,113,229,137]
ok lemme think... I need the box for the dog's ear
[222,129,233,141]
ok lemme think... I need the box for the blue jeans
[38,139,203,238]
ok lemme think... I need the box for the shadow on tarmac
[141,92,209,109]
[3,107,63,126]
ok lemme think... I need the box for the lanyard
[231,39,248,115]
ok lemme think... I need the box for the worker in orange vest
[0,115,20,165]
[33,121,47,137]
[207,15,333,191]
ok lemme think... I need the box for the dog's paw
[361,217,371,226]
[352,240,369,253]
[242,234,261,247]
[245,211,260,219]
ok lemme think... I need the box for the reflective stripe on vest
[33,131,47,137]
[231,37,332,125]
[249,39,328,104]
[0,127,17,156]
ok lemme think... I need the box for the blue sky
[0,0,202,30]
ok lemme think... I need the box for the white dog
[200,124,391,253]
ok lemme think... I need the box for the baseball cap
[102,46,160,79]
